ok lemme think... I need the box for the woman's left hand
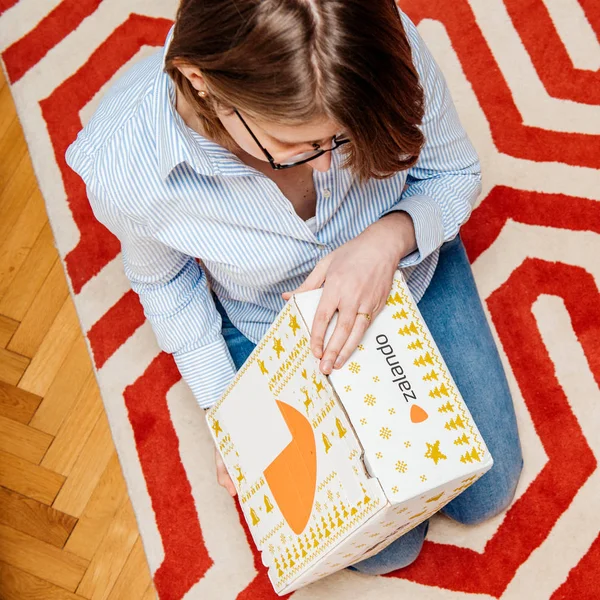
[281,211,417,375]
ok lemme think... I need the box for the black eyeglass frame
[233,108,350,170]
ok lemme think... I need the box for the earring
[198,90,207,98]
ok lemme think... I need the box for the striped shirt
[65,8,481,410]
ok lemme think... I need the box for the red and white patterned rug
[1,0,599,598]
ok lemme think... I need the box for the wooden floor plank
[0,486,77,548]
[0,414,54,463]
[29,334,93,436]
[64,453,129,561]
[8,258,70,355]
[75,498,139,600]
[53,411,115,518]
[0,152,37,245]
[0,217,59,322]
[141,582,158,600]
[18,296,82,396]
[0,448,65,505]
[0,380,42,424]
[41,373,103,476]
[0,191,49,305]
[0,83,17,139]
[0,314,19,348]
[0,524,89,592]
[0,116,27,196]
[0,561,89,600]
[0,346,29,385]
[106,537,153,600]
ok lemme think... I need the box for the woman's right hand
[214,444,237,497]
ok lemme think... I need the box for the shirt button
[323,189,331,198]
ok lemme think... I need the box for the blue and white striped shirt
[65,8,481,410]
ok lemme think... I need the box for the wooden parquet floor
[0,68,157,600]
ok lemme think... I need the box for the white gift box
[205,269,493,595]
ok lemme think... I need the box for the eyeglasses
[233,108,350,170]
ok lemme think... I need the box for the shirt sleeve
[382,9,482,268]
[68,150,237,410]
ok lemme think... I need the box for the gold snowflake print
[372,375,380,382]
[388,407,396,415]
[404,441,412,448]
[376,452,383,459]
[348,361,361,374]
[360,417,368,425]
[420,474,427,482]
[364,393,376,406]
[392,486,399,494]
[380,426,392,440]
[357,344,365,351]
[344,385,352,392]
[395,460,408,473]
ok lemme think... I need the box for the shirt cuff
[173,336,237,410]
[384,195,445,268]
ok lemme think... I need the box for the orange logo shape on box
[263,400,317,535]
[410,404,429,423]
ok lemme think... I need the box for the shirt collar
[155,25,264,180]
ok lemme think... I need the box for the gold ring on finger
[357,312,371,321]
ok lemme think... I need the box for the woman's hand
[281,211,417,375]
[214,443,237,497]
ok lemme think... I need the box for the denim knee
[346,520,428,575]
[443,454,524,526]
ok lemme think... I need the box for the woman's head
[164,0,425,181]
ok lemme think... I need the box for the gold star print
[288,314,301,336]
[357,344,365,351]
[424,440,448,465]
[273,338,285,359]
[257,359,269,375]
[211,420,223,438]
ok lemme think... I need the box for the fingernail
[321,360,332,373]
[334,357,343,368]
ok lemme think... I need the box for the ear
[175,63,207,94]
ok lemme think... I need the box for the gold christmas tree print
[460,448,482,463]
[423,369,439,382]
[257,359,269,375]
[380,426,392,440]
[264,495,274,513]
[424,440,448,465]
[438,401,454,413]
[301,368,308,379]
[454,433,470,446]
[335,417,347,438]
[414,352,435,367]
[429,383,450,398]
[211,419,223,439]
[322,432,332,453]
[386,291,404,305]
[272,338,285,359]
[364,393,376,406]
[445,415,466,430]
[288,314,301,336]
[407,339,423,351]
[250,507,260,525]
[348,361,361,374]
[397,321,419,337]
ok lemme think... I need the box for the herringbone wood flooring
[0,67,157,600]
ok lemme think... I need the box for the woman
[66,0,523,575]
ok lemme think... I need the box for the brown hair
[164,0,425,182]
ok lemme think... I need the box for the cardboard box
[205,269,493,594]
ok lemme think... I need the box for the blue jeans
[213,233,523,575]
